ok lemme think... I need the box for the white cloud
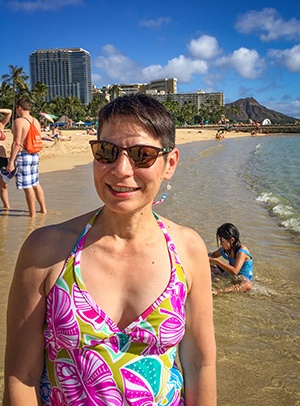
[143,55,208,83]
[91,73,103,86]
[7,0,82,12]
[188,35,221,59]
[202,72,224,91]
[94,44,208,84]
[140,17,171,29]
[268,44,300,72]
[94,45,143,83]
[216,47,265,79]
[235,8,300,42]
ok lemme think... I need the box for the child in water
[209,223,253,295]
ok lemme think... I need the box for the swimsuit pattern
[40,210,187,405]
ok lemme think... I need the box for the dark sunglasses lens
[130,146,158,168]
[92,142,118,163]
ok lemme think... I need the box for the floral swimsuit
[40,210,187,405]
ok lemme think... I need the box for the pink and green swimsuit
[40,210,187,405]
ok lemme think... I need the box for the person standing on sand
[0,108,12,209]
[6,99,47,217]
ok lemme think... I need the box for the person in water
[209,223,253,294]
[3,94,216,405]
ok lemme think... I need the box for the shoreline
[3,127,267,174]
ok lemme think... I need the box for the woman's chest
[79,245,173,329]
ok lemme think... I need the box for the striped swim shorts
[15,151,40,189]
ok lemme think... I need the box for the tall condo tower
[29,48,92,105]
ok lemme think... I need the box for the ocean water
[244,135,300,240]
[1,134,299,404]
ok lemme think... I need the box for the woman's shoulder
[23,210,98,259]
[159,216,207,254]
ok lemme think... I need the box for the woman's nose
[111,151,134,175]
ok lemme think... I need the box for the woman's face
[92,117,178,214]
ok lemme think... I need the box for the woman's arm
[6,119,24,172]
[3,230,50,406]
[178,228,217,406]
[3,214,92,406]
[0,109,12,127]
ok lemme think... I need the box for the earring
[152,182,171,205]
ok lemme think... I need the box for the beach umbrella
[40,112,57,123]
[76,120,85,125]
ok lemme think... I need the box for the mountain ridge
[225,97,295,124]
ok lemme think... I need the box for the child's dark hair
[216,223,241,256]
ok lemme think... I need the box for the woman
[0,108,12,209]
[3,95,216,405]
[209,222,253,294]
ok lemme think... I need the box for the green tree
[198,100,225,124]
[162,98,181,125]
[0,81,14,110]
[31,82,49,116]
[51,96,65,118]
[64,96,85,122]
[86,97,106,122]
[1,65,30,119]
[109,84,122,100]
[178,101,198,125]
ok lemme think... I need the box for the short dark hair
[97,94,175,148]
[16,98,32,110]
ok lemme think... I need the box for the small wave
[256,192,280,204]
[272,204,294,217]
[249,284,278,297]
[254,143,261,155]
[281,218,300,233]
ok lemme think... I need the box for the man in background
[6,99,47,217]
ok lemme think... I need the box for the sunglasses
[89,140,173,168]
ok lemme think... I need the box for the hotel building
[29,48,92,105]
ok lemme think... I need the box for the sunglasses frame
[89,140,173,168]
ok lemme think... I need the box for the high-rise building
[29,48,92,105]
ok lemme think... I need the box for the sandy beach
[2,126,262,174]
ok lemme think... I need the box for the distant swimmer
[208,223,253,295]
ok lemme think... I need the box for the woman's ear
[163,147,179,180]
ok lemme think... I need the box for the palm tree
[51,96,65,118]
[0,81,14,110]
[1,65,30,120]
[179,101,198,125]
[64,96,84,123]
[162,98,181,125]
[198,100,225,124]
[86,98,106,122]
[109,84,122,100]
[31,82,49,116]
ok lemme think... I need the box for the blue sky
[1,0,300,118]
